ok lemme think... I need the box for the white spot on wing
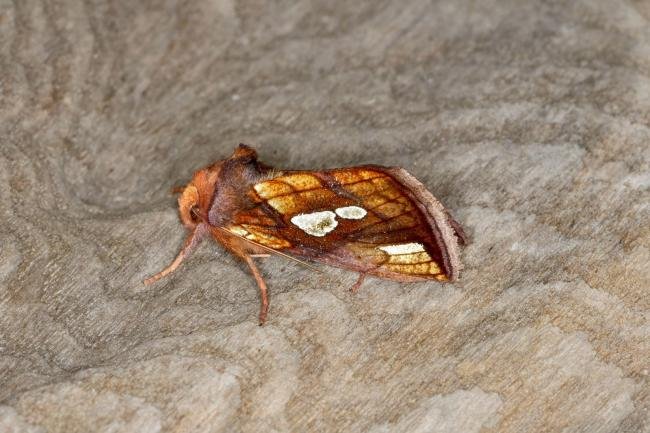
[335,205,367,219]
[378,242,426,255]
[291,211,338,237]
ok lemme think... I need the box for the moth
[145,144,466,324]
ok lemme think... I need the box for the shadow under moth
[145,144,466,324]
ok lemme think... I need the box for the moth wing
[227,166,463,281]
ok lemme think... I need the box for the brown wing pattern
[227,167,462,282]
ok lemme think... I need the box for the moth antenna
[212,226,322,273]
[170,185,185,195]
[143,225,205,285]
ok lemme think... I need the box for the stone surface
[1,0,649,432]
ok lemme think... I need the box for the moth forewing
[144,144,466,324]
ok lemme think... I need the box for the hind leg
[243,255,270,325]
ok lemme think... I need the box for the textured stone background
[1,0,649,432]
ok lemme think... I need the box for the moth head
[178,164,221,229]
[177,144,260,229]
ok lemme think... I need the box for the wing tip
[385,167,465,281]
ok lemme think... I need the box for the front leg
[144,224,206,285]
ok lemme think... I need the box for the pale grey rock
[0,407,46,433]
[1,0,649,432]
[369,388,503,433]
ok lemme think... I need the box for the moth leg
[350,273,366,293]
[143,225,205,285]
[249,253,271,258]
[244,255,270,326]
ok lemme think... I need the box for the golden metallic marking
[241,225,292,248]
[266,190,337,215]
[343,178,392,197]
[378,242,426,255]
[254,173,323,200]
[229,226,249,237]
[373,201,407,218]
[386,262,441,275]
[332,169,384,184]
[280,173,322,190]
[387,251,431,264]
[253,180,293,198]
